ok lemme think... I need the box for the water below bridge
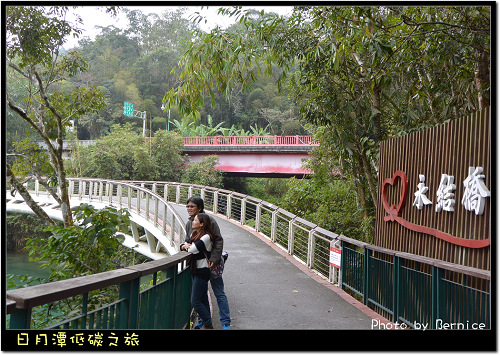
[171,204,388,330]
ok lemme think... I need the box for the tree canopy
[163,5,491,226]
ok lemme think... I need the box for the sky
[63,5,293,49]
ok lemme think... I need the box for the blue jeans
[191,275,212,327]
[197,275,231,325]
[210,275,231,325]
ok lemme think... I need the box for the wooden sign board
[374,108,490,270]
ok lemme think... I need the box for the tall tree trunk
[372,81,383,142]
[475,50,490,110]
[353,158,369,220]
[359,149,378,208]
[53,145,73,227]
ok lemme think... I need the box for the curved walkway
[172,204,391,330]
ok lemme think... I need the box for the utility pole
[161,102,170,132]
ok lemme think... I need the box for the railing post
[128,186,132,210]
[118,278,140,329]
[240,197,247,225]
[163,184,172,201]
[393,255,400,324]
[307,229,316,268]
[176,185,181,204]
[163,201,167,235]
[108,183,113,205]
[255,202,262,233]
[363,248,371,306]
[226,194,232,219]
[33,179,39,196]
[99,182,103,202]
[213,191,219,214]
[171,213,177,246]
[9,308,31,329]
[89,181,94,200]
[129,277,141,329]
[288,218,295,255]
[340,240,346,290]
[145,193,150,221]
[117,185,122,208]
[270,208,278,242]
[154,197,159,227]
[431,266,442,329]
[167,266,177,328]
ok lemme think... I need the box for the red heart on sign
[382,171,408,221]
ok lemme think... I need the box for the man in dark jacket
[182,196,231,329]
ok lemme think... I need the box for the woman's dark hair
[191,213,215,245]
[187,196,204,212]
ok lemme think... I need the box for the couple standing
[180,196,231,330]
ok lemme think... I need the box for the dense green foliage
[6,6,113,227]
[10,203,144,329]
[165,5,490,237]
[6,6,490,251]
[182,155,224,188]
[56,7,303,140]
[66,124,185,181]
[26,203,134,279]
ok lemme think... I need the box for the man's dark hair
[187,196,204,212]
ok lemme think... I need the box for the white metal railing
[127,180,346,286]
[21,178,186,258]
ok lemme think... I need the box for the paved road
[172,204,377,330]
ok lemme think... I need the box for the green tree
[27,204,132,278]
[66,124,186,182]
[150,130,185,182]
[6,6,114,227]
[182,155,224,188]
[68,123,151,180]
[163,5,490,237]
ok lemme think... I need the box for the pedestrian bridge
[5,178,491,340]
[37,135,319,177]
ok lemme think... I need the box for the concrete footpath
[173,205,391,330]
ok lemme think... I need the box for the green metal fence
[341,240,490,329]
[7,253,193,330]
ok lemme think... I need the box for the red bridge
[182,135,318,178]
[38,136,318,178]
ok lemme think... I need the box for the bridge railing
[25,178,187,256]
[182,135,318,146]
[132,180,491,329]
[7,253,193,329]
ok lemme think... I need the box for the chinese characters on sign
[17,332,139,348]
[410,167,490,215]
[123,101,134,117]
[462,167,491,215]
[435,174,456,212]
[329,247,342,269]
[413,174,432,210]
[381,167,490,248]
